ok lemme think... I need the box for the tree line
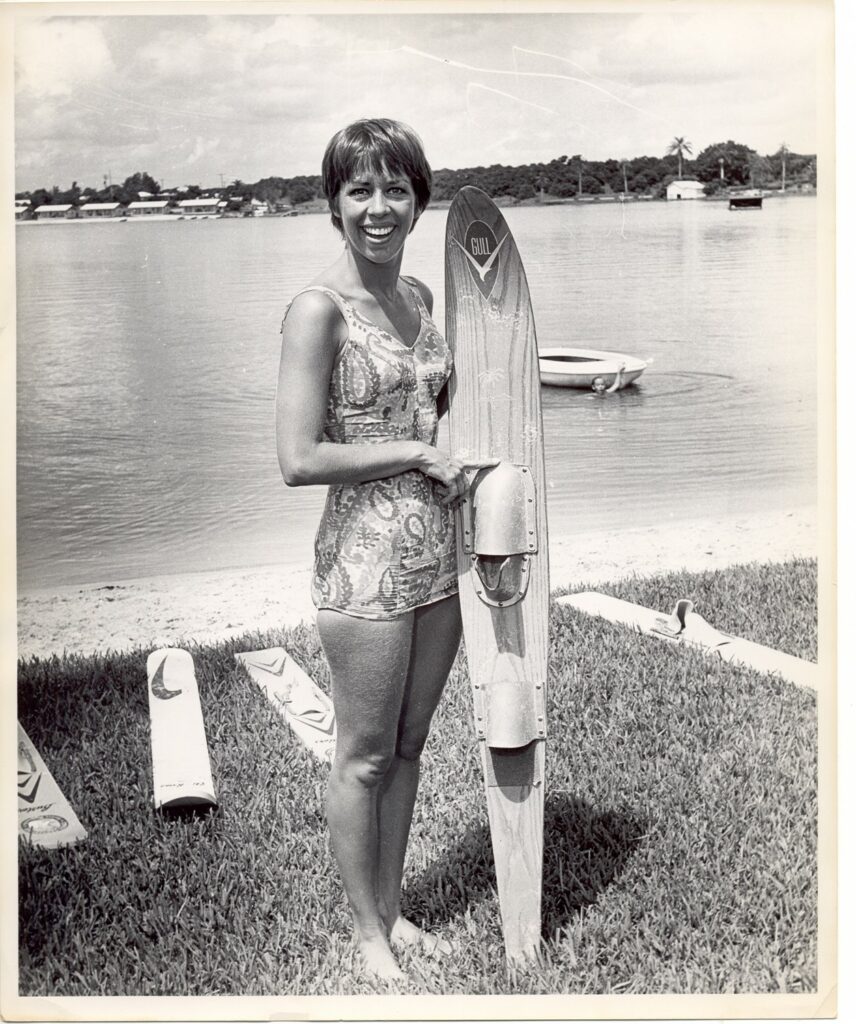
[17,140,816,210]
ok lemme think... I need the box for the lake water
[16,198,818,592]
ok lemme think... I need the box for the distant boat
[728,191,763,210]
[538,348,647,390]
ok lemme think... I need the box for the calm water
[16,198,817,591]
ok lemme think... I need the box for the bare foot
[357,934,406,982]
[389,916,452,957]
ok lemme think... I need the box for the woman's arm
[276,290,464,496]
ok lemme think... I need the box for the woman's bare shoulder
[283,287,345,341]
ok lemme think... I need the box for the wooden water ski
[445,186,549,963]
[18,723,88,848]
[146,648,217,809]
[235,647,336,763]
[559,591,818,690]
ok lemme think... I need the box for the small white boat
[538,347,647,390]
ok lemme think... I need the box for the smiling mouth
[362,225,395,239]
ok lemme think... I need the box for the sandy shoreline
[16,506,818,661]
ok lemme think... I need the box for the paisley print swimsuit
[283,278,457,619]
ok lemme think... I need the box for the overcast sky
[13,3,831,192]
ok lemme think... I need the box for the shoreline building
[666,179,706,201]
[176,197,222,218]
[128,200,171,217]
[80,202,124,219]
[34,204,75,220]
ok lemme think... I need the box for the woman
[276,119,470,981]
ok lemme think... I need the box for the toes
[390,918,451,957]
[356,938,406,983]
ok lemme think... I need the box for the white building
[127,200,171,217]
[176,197,222,218]
[79,202,123,218]
[666,179,706,201]
[34,204,75,220]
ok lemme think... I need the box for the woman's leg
[318,608,414,980]
[376,595,462,954]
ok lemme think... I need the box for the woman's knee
[334,746,396,787]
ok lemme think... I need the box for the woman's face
[335,165,417,265]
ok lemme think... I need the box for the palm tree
[774,142,789,191]
[666,137,693,178]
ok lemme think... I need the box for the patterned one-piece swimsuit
[284,278,457,619]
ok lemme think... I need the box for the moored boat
[538,347,647,390]
[728,191,763,209]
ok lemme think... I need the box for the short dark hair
[321,118,432,235]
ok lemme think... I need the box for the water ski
[445,186,549,963]
[235,647,336,764]
[558,592,818,690]
[18,723,88,848]
[146,648,217,810]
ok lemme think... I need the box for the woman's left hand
[437,458,499,507]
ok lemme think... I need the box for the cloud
[208,14,342,55]
[134,14,350,84]
[134,31,210,83]
[16,18,115,97]
[13,9,828,191]
[570,8,823,88]
[179,135,219,167]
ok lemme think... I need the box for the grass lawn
[17,559,818,996]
